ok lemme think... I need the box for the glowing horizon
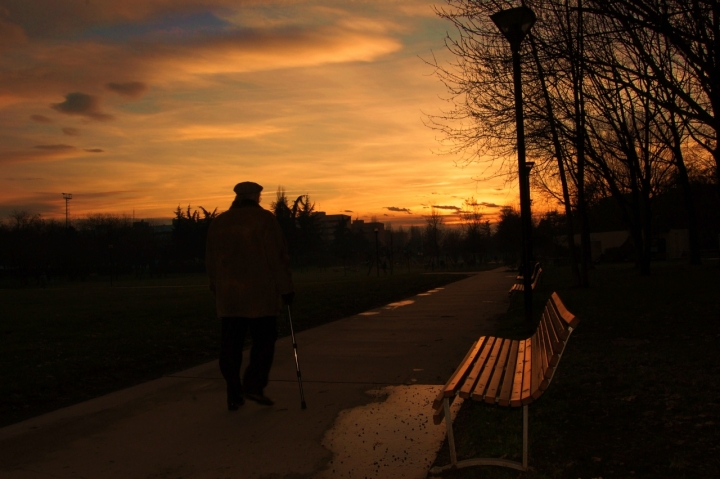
[0,0,523,228]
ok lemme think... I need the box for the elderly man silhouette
[206,181,295,410]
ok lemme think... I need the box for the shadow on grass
[429,260,720,479]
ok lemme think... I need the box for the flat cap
[233,181,263,197]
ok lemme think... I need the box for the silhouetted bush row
[0,198,575,288]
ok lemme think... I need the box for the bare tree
[459,197,490,264]
[588,0,720,189]
[424,207,445,268]
[429,0,714,276]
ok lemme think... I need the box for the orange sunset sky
[0,0,522,227]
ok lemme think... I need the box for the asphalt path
[0,268,516,479]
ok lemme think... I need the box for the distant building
[351,219,385,245]
[151,224,173,234]
[314,212,351,243]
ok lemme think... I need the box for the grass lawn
[429,261,720,479]
[0,267,474,428]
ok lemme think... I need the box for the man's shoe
[244,393,274,406]
[227,393,245,411]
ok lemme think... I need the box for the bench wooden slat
[484,339,513,404]
[531,322,551,399]
[543,309,562,358]
[538,322,559,379]
[520,338,534,405]
[532,370,550,399]
[532,319,553,399]
[432,388,445,411]
[543,308,565,352]
[498,340,520,406]
[540,333,555,393]
[540,314,561,369]
[432,338,480,411]
[540,310,553,354]
[509,339,527,406]
[531,267,542,289]
[471,338,504,401]
[542,324,563,379]
[538,317,551,373]
[530,332,540,398]
[552,292,579,328]
[436,338,483,404]
[459,336,495,399]
[546,300,569,341]
[432,404,444,425]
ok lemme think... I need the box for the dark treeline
[1,182,715,287]
[429,0,720,283]
[0,207,217,285]
[0,195,541,286]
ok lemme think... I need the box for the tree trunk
[574,0,591,287]
[640,188,652,275]
[667,113,702,265]
[528,32,582,286]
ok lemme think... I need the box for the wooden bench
[509,263,542,294]
[516,261,540,281]
[429,292,579,474]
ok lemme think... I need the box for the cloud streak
[432,204,461,211]
[384,206,411,213]
[106,81,148,98]
[148,26,403,77]
[51,93,114,121]
[33,144,75,150]
[62,127,80,136]
[30,114,53,123]
[175,124,285,140]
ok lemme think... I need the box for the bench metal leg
[429,401,529,475]
[523,404,528,469]
[443,398,457,466]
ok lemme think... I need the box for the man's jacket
[206,201,294,318]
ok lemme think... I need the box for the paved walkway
[0,269,516,479]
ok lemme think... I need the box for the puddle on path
[317,385,463,479]
[384,300,415,309]
[359,312,379,316]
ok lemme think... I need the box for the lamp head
[490,6,536,48]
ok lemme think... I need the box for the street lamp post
[389,231,394,275]
[374,228,380,277]
[62,193,72,229]
[490,6,536,323]
[525,161,535,267]
[109,244,114,287]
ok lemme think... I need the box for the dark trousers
[220,316,278,400]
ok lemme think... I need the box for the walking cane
[287,305,307,410]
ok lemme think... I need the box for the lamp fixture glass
[490,6,537,46]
